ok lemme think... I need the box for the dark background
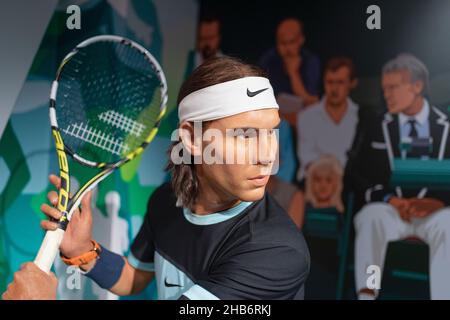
[199,0,450,78]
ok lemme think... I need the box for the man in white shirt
[297,57,359,180]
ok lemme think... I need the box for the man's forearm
[110,259,154,296]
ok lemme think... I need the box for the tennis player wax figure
[3,57,310,300]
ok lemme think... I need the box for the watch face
[93,240,102,253]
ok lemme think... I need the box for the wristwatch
[60,240,102,266]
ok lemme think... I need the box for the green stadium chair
[379,237,429,300]
[303,193,354,299]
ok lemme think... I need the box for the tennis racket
[34,35,168,273]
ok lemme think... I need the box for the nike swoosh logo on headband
[247,87,269,97]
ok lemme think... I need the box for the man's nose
[258,133,278,165]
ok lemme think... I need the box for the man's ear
[350,77,359,89]
[298,34,305,47]
[412,80,424,95]
[179,121,202,157]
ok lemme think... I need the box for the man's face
[197,21,221,60]
[276,23,304,58]
[381,70,423,114]
[324,67,356,107]
[197,109,280,202]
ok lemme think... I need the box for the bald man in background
[259,18,321,107]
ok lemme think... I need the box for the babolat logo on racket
[52,129,70,213]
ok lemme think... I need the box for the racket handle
[34,228,65,273]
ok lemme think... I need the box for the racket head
[50,35,168,169]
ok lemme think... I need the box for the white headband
[178,76,279,122]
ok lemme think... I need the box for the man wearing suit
[346,54,450,300]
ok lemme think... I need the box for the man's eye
[244,132,257,138]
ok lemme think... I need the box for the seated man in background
[297,56,359,180]
[184,14,224,79]
[346,53,450,300]
[259,17,321,123]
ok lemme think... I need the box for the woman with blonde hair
[304,155,344,213]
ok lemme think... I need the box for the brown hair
[166,56,266,209]
[198,13,221,33]
[324,56,357,80]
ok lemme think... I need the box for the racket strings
[56,40,163,165]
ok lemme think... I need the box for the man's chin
[328,99,345,107]
[237,187,266,202]
[387,105,402,114]
[201,48,216,60]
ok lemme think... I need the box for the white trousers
[354,202,450,299]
